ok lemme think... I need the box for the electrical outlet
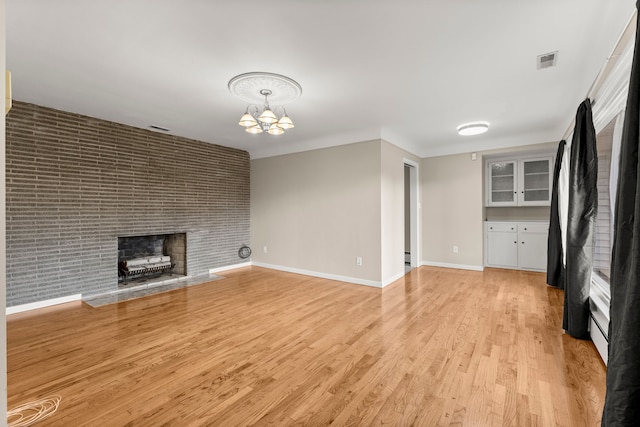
[453,245,459,254]
[356,256,363,266]
[263,246,268,254]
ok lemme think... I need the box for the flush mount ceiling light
[457,122,490,136]
[228,72,302,136]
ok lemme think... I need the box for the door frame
[404,159,420,269]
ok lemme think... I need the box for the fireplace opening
[117,233,186,286]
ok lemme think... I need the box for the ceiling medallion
[228,72,302,135]
[228,72,302,105]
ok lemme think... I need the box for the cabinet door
[486,224,518,267]
[517,224,548,271]
[518,157,552,206]
[487,161,517,206]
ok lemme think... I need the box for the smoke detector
[537,51,558,70]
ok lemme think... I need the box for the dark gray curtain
[602,3,640,424]
[563,99,597,339]
[547,140,566,289]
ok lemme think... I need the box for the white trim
[590,273,610,355]
[252,262,383,288]
[403,158,420,269]
[591,273,611,307]
[209,262,252,274]
[7,294,82,315]
[590,317,608,365]
[402,158,419,168]
[592,39,633,133]
[382,271,407,288]
[420,261,484,272]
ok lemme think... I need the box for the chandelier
[238,89,293,135]
[228,72,302,136]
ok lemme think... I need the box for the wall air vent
[537,51,558,70]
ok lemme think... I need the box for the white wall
[421,152,484,269]
[380,141,420,284]
[251,140,382,284]
[251,138,421,287]
[421,142,558,270]
[251,133,557,283]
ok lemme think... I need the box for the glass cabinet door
[519,158,551,205]
[488,161,517,205]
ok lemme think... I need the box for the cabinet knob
[510,227,514,230]
[522,242,525,244]
[514,241,517,244]
[524,227,527,230]
[490,227,493,230]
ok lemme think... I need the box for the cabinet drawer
[486,223,517,232]
[518,223,548,233]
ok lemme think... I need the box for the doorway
[404,160,419,271]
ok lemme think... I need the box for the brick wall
[6,101,250,306]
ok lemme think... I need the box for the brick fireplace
[6,101,250,306]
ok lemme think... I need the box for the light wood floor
[7,266,606,426]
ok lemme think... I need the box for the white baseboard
[590,317,608,365]
[382,271,407,288]
[420,261,484,272]
[209,262,252,274]
[6,262,485,316]
[7,294,82,315]
[252,262,383,288]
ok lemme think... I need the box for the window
[593,120,614,284]
[593,112,624,294]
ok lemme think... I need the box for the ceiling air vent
[537,51,558,70]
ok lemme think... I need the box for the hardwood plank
[7,266,607,426]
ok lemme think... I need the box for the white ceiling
[6,1,637,159]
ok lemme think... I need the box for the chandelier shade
[258,107,278,124]
[268,124,285,135]
[246,125,263,134]
[277,114,294,129]
[239,112,257,127]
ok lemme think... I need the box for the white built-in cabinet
[485,221,549,271]
[486,156,553,206]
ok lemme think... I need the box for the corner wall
[381,141,421,284]
[421,142,558,270]
[251,139,421,287]
[251,140,382,284]
[421,152,484,269]
[6,102,250,306]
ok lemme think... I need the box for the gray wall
[6,101,250,306]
